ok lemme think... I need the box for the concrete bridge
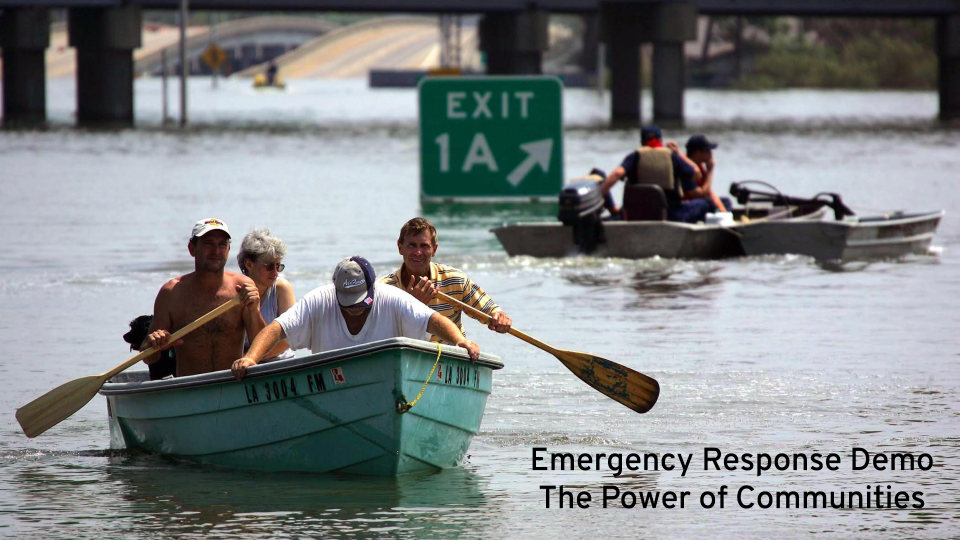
[135,16,338,76]
[2,0,959,126]
[12,16,337,80]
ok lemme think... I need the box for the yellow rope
[397,342,443,414]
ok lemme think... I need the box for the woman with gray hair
[237,228,295,361]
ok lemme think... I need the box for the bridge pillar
[652,4,697,125]
[939,16,960,121]
[601,3,697,127]
[601,4,645,126]
[68,6,142,127]
[0,9,50,126]
[478,10,548,75]
[578,13,600,74]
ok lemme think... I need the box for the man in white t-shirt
[231,256,480,380]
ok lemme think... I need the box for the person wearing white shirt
[231,256,480,380]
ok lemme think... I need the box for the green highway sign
[419,77,563,201]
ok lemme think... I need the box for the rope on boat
[396,342,443,414]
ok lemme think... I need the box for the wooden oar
[436,291,660,413]
[16,296,241,438]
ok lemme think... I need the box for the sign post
[419,77,563,201]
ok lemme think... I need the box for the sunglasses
[261,262,285,272]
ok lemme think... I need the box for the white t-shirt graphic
[275,282,434,353]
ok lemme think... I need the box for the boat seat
[622,183,667,221]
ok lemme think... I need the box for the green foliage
[738,19,936,90]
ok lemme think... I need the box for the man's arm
[701,158,714,191]
[460,278,512,334]
[236,276,266,347]
[486,310,512,333]
[701,157,727,211]
[427,313,480,362]
[667,142,702,183]
[600,166,627,195]
[406,275,438,305]
[684,159,727,211]
[140,282,181,364]
[684,163,712,199]
[231,321,285,380]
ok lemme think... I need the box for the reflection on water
[7,452,498,539]
[629,271,721,299]
[555,258,723,307]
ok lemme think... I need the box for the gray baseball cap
[333,256,375,308]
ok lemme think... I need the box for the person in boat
[684,134,733,214]
[236,228,295,363]
[231,256,480,380]
[379,217,512,342]
[599,124,711,224]
[265,60,278,86]
[141,218,265,377]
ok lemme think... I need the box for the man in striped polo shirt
[380,217,512,343]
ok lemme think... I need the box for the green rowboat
[100,338,503,475]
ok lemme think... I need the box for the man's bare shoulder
[158,275,187,295]
[224,270,254,286]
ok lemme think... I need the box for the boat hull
[739,211,944,261]
[492,207,827,260]
[101,338,502,475]
[493,221,746,259]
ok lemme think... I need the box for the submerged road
[263,18,480,79]
[15,16,485,80]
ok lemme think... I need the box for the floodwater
[1,78,959,539]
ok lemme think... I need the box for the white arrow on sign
[506,139,553,187]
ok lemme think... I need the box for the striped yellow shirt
[379,262,501,343]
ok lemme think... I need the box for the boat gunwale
[842,210,944,228]
[100,337,503,396]
[491,205,831,234]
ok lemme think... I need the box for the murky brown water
[1,78,958,539]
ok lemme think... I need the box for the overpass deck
[0,0,959,16]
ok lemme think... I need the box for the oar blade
[555,349,660,413]
[16,375,106,438]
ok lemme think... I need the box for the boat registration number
[243,369,330,404]
[436,363,480,389]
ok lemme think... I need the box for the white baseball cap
[333,256,375,308]
[191,218,231,240]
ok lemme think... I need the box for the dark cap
[686,134,718,152]
[640,125,662,142]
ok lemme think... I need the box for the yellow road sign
[201,44,228,70]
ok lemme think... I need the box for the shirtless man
[141,218,265,377]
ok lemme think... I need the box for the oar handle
[435,291,556,354]
[101,296,241,379]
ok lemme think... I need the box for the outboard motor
[558,179,605,253]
